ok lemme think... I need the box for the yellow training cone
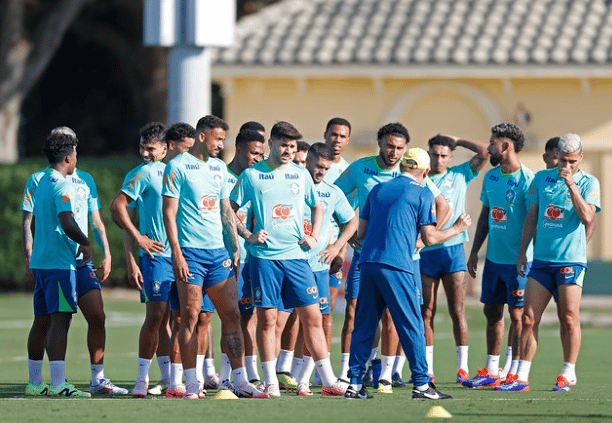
[424,406,452,418]
[214,389,239,399]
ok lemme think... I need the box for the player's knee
[483,304,503,322]
[87,310,106,329]
[559,311,579,329]
[521,311,537,330]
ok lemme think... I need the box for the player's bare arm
[162,195,189,282]
[467,205,490,278]
[230,199,268,245]
[221,198,241,272]
[21,211,35,285]
[416,193,451,250]
[560,169,596,226]
[319,214,358,265]
[421,213,472,247]
[59,211,92,264]
[449,136,490,173]
[517,203,538,277]
[110,191,165,257]
[586,219,596,244]
[89,209,112,282]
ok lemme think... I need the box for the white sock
[220,353,232,382]
[486,354,500,375]
[91,364,104,385]
[170,363,183,389]
[299,356,315,384]
[416,383,429,391]
[276,349,294,374]
[184,367,198,386]
[261,360,278,385]
[291,357,303,380]
[204,358,216,377]
[392,355,406,377]
[350,382,362,391]
[456,345,469,372]
[339,353,350,381]
[510,359,519,375]
[380,355,394,382]
[232,367,248,386]
[502,346,513,375]
[245,355,260,381]
[315,357,336,387]
[426,346,434,374]
[367,347,378,366]
[137,357,152,383]
[516,360,532,382]
[561,362,576,381]
[28,359,43,385]
[157,355,170,381]
[49,360,65,387]
[196,355,205,387]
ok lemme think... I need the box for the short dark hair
[377,122,410,143]
[297,140,310,152]
[307,142,334,161]
[270,121,302,142]
[239,121,265,134]
[139,122,166,144]
[545,136,560,152]
[196,115,229,133]
[165,122,195,143]
[491,123,525,153]
[43,132,78,164]
[428,134,456,151]
[325,117,351,135]
[236,129,265,146]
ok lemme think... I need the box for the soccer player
[26,131,92,397]
[162,115,267,399]
[226,128,266,384]
[23,127,124,396]
[501,134,600,392]
[345,147,470,400]
[293,141,310,166]
[230,121,346,397]
[110,122,177,397]
[419,134,489,384]
[295,142,358,396]
[334,123,408,384]
[465,123,534,388]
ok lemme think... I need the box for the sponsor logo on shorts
[335,271,343,279]
[199,195,218,211]
[511,289,524,298]
[272,204,294,220]
[320,297,329,304]
[222,259,232,268]
[240,297,252,309]
[306,286,318,297]
[152,280,161,295]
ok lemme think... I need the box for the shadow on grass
[453,413,612,419]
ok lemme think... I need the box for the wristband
[568,182,576,188]
[310,234,318,242]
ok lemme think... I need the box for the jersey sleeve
[304,172,318,208]
[581,175,601,212]
[332,187,356,224]
[480,174,490,207]
[161,161,182,198]
[527,174,539,205]
[219,164,231,200]
[121,165,149,202]
[54,179,76,216]
[21,174,38,213]
[424,176,441,198]
[459,160,478,183]
[418,189,437,228]
[230,171,253,208]
[84,173,101,212]
[334,164,356,196]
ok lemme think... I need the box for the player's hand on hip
[467,253,478,278]
[248,230,268,245]
[454,213,472,232]
[78,244,93,265]
[319,242,341,265]
[137,235,166,257]
[94,255,112,283]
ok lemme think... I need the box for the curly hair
[428,134,456,151]
[165,122,195,143]
[491,123,525,153]
[43,132,78,164]
[377,122,410,143]
[139,122,166,144]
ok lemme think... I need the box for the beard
[489,154,501,166]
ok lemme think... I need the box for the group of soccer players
[21,115,599,399]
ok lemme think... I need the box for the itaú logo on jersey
[199,195,218,211]
[303,219,312,235]
[272,204,294,220]
[490,206,507,223]
[544,205,564,221]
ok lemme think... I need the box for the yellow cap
[424,406,453,418]
[402,147,430,169]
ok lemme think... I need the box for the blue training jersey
[480,165,534,265]
[30,169,79,270]
[121,161,171,257]
[228,166,253,264]
[422,161,477,251]
[360,173,436,274]
[304,181,355,272]
[230,160,318,260]
[528,168,600,264]
[162,152,230,250]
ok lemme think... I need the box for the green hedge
[0,156,142,289]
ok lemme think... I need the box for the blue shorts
[140,255,174,303]
[76,260,101,299]
[32,269,78,315]
[169,282,215,313]
[481,259,530,307]
[249,256,319,309]
[529,260,586,302]
[345,250,361,299]
[237,263,254,316]
[314,270,331,315]
[419,244,468,279]
[182,247,235,289]
[329,269,343,290]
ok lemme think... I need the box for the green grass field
[1,292,611,422]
